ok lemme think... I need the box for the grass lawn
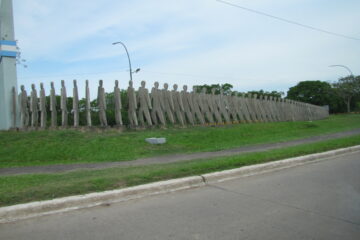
[1,134,360,207]
[0,114,360,168]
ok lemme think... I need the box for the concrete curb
[1,145,360,223]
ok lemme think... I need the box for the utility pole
[0,0,19,130]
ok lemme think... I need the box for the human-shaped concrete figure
[60,80,68,127]
[85,80,92,127]
[39,83,47,128]
[218,89,231,123]
[137,80,152,126]
[11,87,17,128]
[30,84,39,127]
[180,85,194,125]
[200,88,214,124]
[73,80,79,127]
[150,81,165,126]
[114,80,123,126]
[127,80,138,127]
[19,85,29,128]
[172,84,185,126]
[49,82,57,128]
[191,86,205,125]
[98,80,107,127]
[210,88,223,124]
[162,83,175,124]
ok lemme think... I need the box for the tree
[193,83,233,95]
[332,75,360,113]
[286,80,345,113]
[246,90,284,99]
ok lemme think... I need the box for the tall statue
[61,80,68,127]
[39,83,47,128]
[114,80,123,126]
[150,81,165,126]
[210,88,223,124]
[97,80,107,127]
[30,84,39,127]
[162,83,175,124]
[172,84,185,126]
[19,85,29,128]
[200,88,214,124]
[85,80,92,127]
[73,80,79,127]
[127,80,138,127]
[180,85,194,125]
[50,82,57,127]
[12,87,17,128]
[191,86,205,125]
[137,80,152,126]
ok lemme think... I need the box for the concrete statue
[150,81,165,126]
[39,83,47,128]
[200,88,214,124]
[60,80,68,127]
[172,84,185,126]
[180,85,194,125]
[127,80,138,127]
[73,80,79,127]
[85,80,92,127]
[191,86,205,125]
[30,84,38,127]
[114,80,123,126]
[50,82,57,127]
[97,80,107,127]
[137,80,152,126]
[19,85,29,128]
[162,83,175,124]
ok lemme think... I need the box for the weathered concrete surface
[1,128,360,176]
[1,150,359,239]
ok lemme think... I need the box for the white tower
[0,0,19,130]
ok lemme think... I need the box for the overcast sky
[13,0,360,97]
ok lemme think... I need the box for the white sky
[12,0,360,97]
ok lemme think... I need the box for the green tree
[287,80,344,113]
[333,75,360,113]
[193,83,233,95]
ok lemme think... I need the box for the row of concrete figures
[13,79,329,129]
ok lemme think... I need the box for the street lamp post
[112,41,140,82]
[329,65,354,77]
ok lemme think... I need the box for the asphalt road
[1,151,359,240]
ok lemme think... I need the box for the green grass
[0,114,360,168]
[1,134,360,207]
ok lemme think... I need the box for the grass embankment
[1,134,360,207]
[0,114,360,168]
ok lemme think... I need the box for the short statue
[85,80,92,127]
[114,80,123,126]
[180,85,194,125]
[137,80,152,126]
[61,80,68,127]
[50,82,57,127]
[39,83,47,128]
[19,85,29,128]
[30,84,39,127]
[127,80,138,127]
[150,81,165,126]
[73,80,80,127]
[172,84,185,126]
[162,83,175,124]
[97,80,107,127]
